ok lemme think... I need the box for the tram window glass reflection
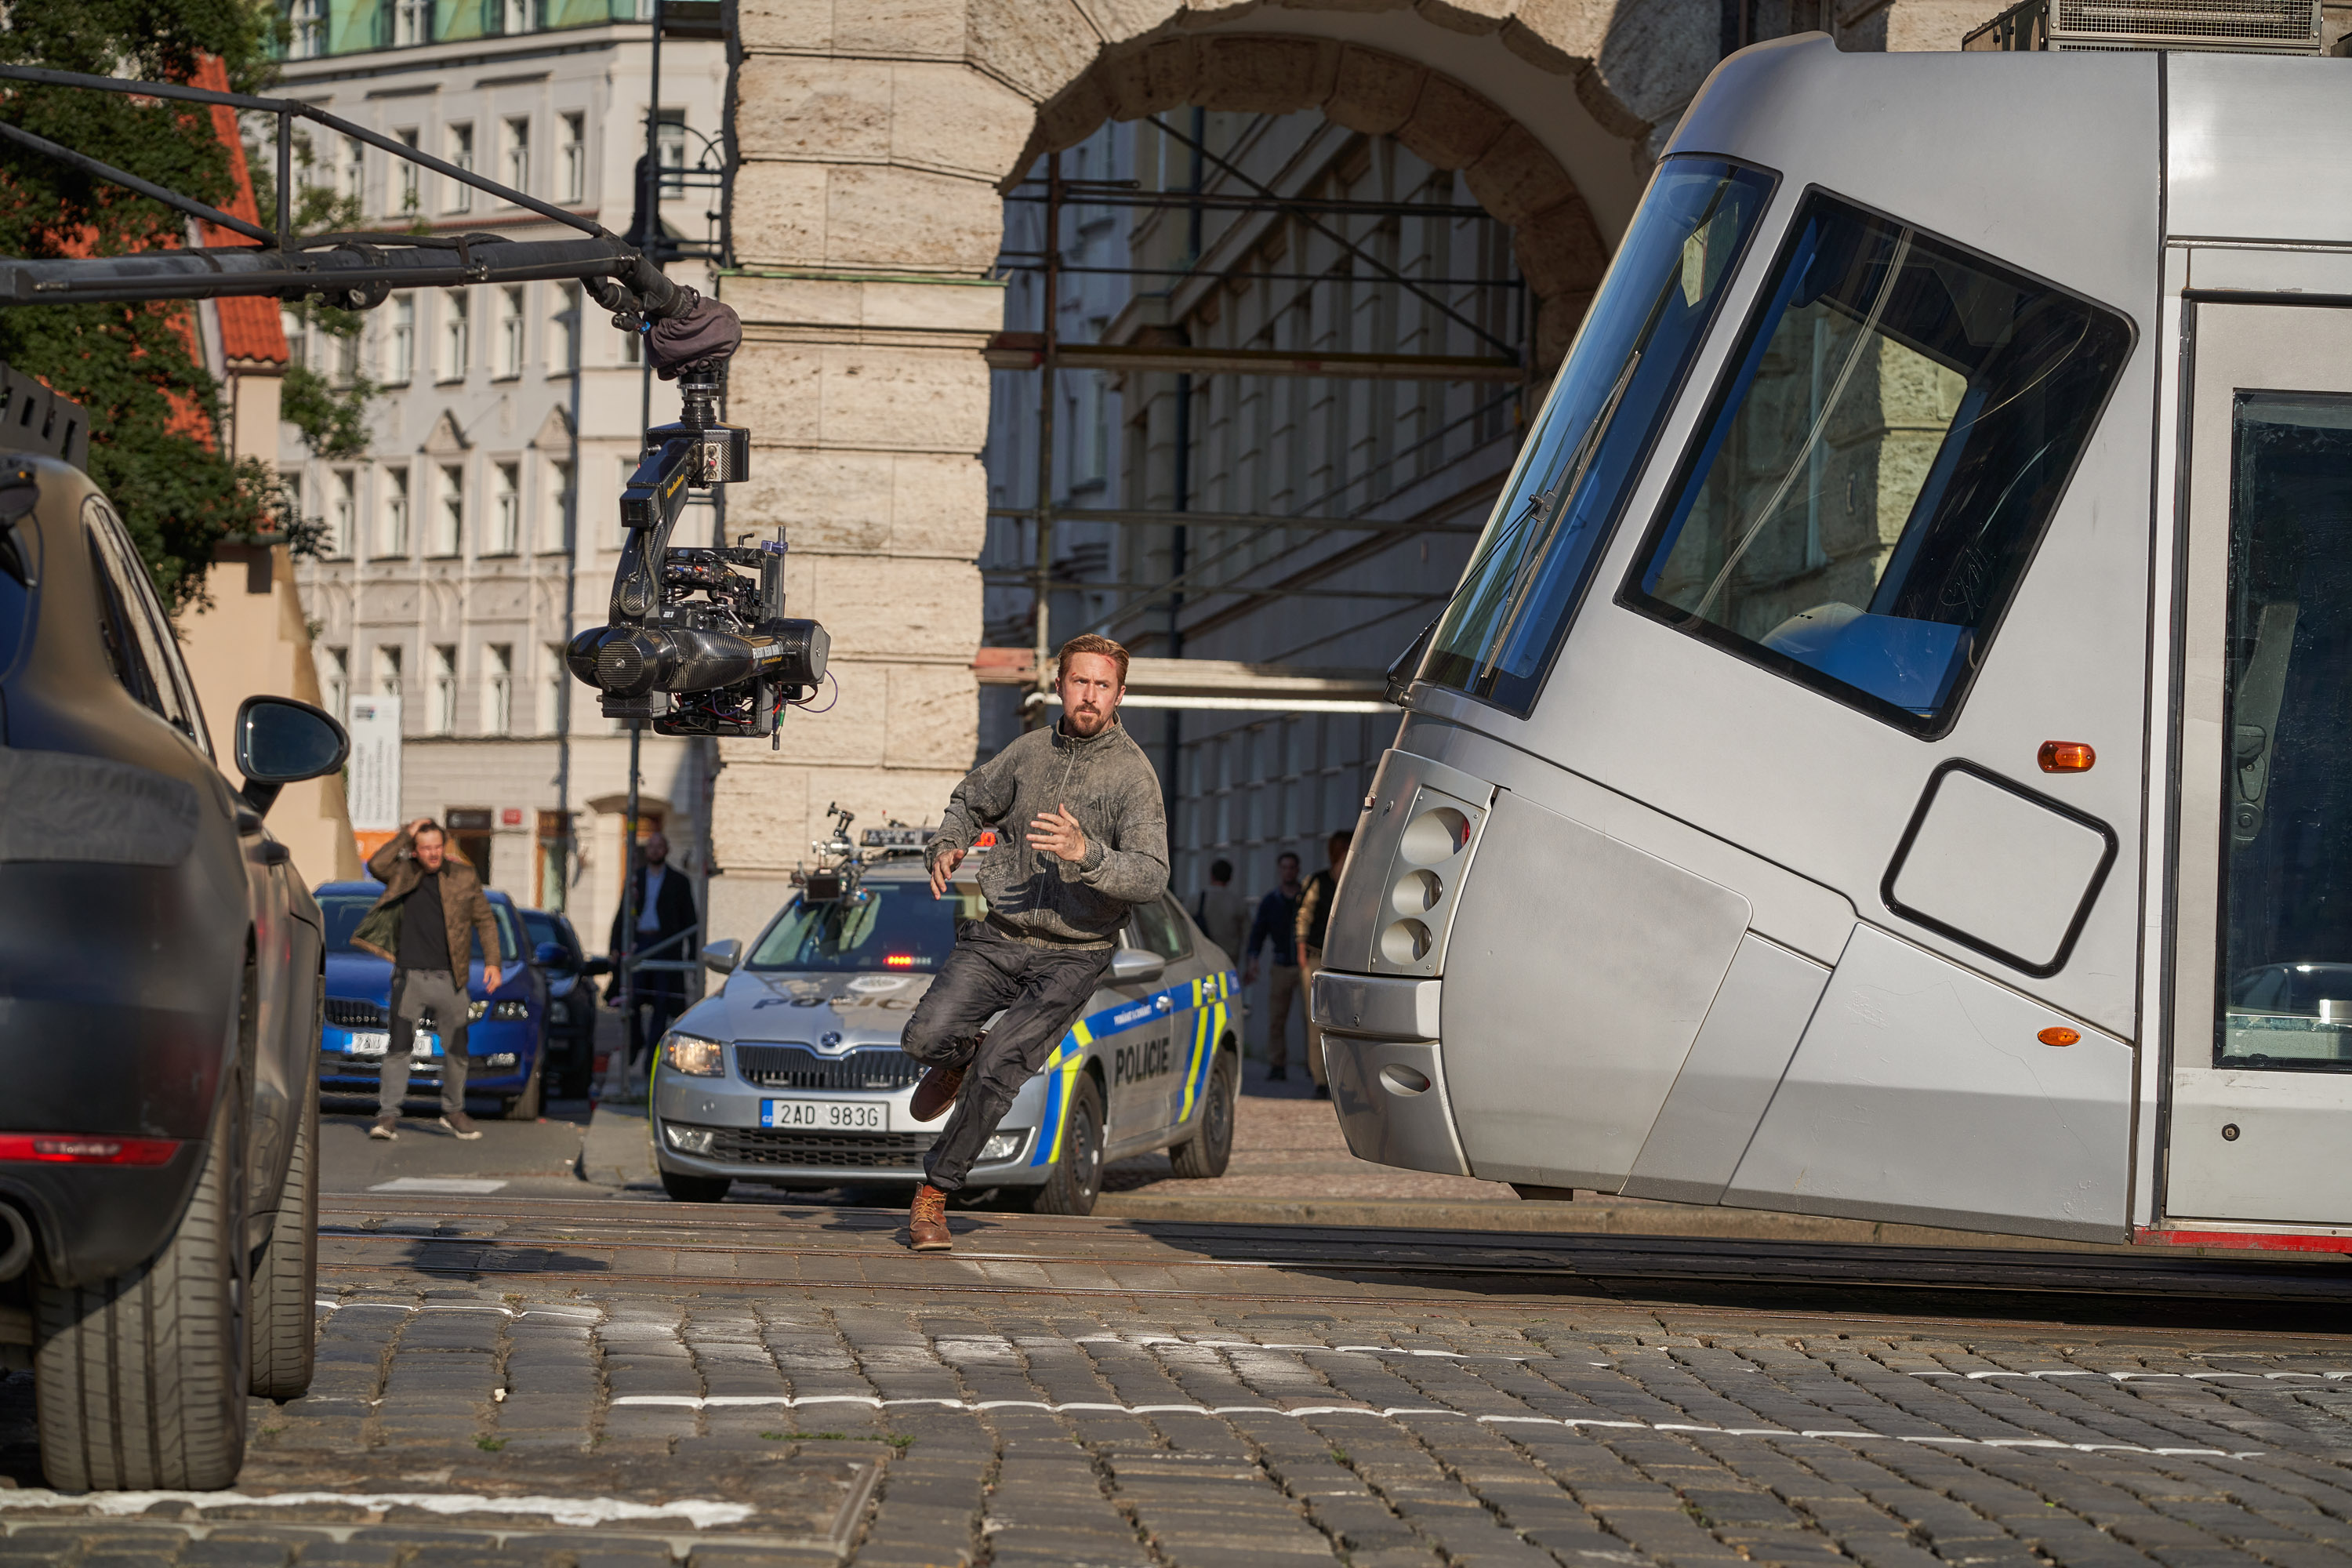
[2217,391,2352,1074]
[1621,189,2130,735]
[1418,158,1776,713]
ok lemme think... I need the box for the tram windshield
[1419,158,1776,713]
[2219,393,2352,1073]
[1622,190,2131,735]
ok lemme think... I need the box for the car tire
[660,1168,731,1203]
[249,1087,318,1399]
[1029,1076,1105,1217]
[1168,1047,1237,1180]
[501,1051,543,1120]
[34,1083,249,1490]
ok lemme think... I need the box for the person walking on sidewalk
[1293,829,1352,1100]
[1244,851,1304,1080]
[898,633,1169,1253]
[351,818,502,1141]
[608,829,699,1083]
[1191,859,1250,966]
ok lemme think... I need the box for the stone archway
[702,0,1719,938]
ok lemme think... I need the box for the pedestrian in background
[1293,829,1352,1100]
[608,829,699,1089]
[1245,851,1304,1080]
[1191,858,1250,967]
[352,818,500,1141]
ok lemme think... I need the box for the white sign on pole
[345,695,404,833]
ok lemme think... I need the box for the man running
[900,633,1168,1252]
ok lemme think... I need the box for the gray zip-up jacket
[928,720,1169,948]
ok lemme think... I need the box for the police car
[650,829,1243,1211]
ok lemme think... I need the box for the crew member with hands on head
[350,818,502,1142]
[898,634,1169,1252]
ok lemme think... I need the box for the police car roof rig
[0,64,826,742]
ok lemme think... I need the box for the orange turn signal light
[2038,742,2095,773]
[2038,1026,2081,1047]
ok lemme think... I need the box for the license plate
[343,1031,440,1058]
[761,1099,888,1131]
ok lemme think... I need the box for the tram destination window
[1419,158,1776,713]
[2217,391,2352,1074]
[1621,190,2131,735]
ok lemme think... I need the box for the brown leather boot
[909,1062,964,1123]
[908,1182,952,1252]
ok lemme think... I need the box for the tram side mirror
[1109,947,1164,985]
[702,938,742,975]
[234,695,350,818]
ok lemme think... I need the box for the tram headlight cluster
[1368,797,1486,976]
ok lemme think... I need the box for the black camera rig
[0,63,829,742]
[563,363,828,739]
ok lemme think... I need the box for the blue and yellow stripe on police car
[1026,970,1237,1167]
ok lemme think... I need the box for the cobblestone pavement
[0,1196,2347,1568]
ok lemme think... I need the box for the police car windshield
[746,883,985,972]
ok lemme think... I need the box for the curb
[1091,1192,2137,1253]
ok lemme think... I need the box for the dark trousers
[383,967,469,1116]
[623,983,684,1065]
[902,921,1112,1192]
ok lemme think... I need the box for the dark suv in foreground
[0,446,347,1489]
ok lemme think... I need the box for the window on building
[290,0,325,56]
[552,282,580,372]
[495,285,524,379]
[321,645,349,721]
[376,643,403,699]
[501,0,532,32]
[394,0,428,45]
[656,109,685,197]
[445,124,474,214]
[387,295,415,383]
[342,136,365,206]
[484,643,513,735]
[544,459,573,551]
[441,289,469,379]
[280,470,303,535]
[395,129,420,213]
[491,463,520,554]
[382,467,410,556]
[430,645,456,735]
[560,114,585,205]
[329,470,355,557]
[434,465,464,555]
[281,307,310,374]
[539,641,566,733]
[503,118,529,194]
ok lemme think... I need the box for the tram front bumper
[1310,971,1470,1177]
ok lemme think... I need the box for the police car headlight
[491,1000,530,1022]
[978,1131,1026,1163]
[664,1123,717,1154]
[661,1033,724,1076]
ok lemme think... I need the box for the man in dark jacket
[900,633,1169,1252]
[608,829,699,1073]
[354,818,502,1140]
[1244,851,1304,1080]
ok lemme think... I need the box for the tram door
[2166,301,2352,1228]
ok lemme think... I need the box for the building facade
[277,2,727,952]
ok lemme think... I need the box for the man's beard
[1063,705,1112,736]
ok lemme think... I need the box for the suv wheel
[249,1088,318,1398]
[34,1085,249,1489]
[1169,1049,1236,1179]
[1029,1076,1105,1216]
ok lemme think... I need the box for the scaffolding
[990,114,1530,716]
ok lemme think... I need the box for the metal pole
[1030,150,1060,727]
[275,108,292,248]
[551,304,584,914]
[619,720,642,1072]
[638,0,663,437]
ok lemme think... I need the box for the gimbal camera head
[564,281,829,740]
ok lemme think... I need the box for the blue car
[314,880,550,1119]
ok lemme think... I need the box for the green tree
[0,0,287,613]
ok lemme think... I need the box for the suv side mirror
[234,695,349,817]
[532,941,573,970]
[702,938,742,975]
[1109,947,1164,985]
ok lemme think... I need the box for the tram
[1313,36,2352,1250]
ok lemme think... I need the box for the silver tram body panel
[1315,38,2352,1247]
